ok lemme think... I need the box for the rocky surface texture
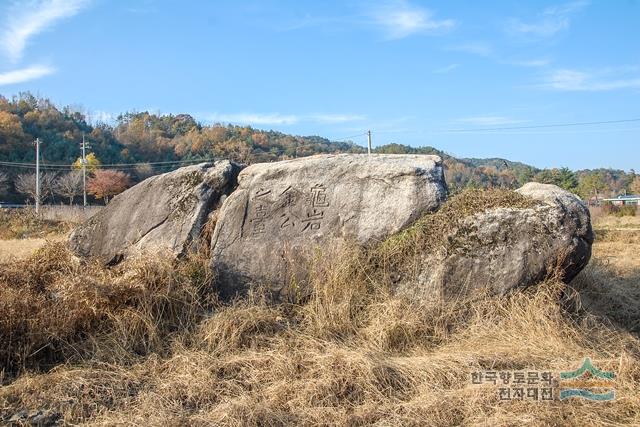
[210,154,448,299]
[395,183,594,300]
[69,161,243,264]
[68,156,593,304]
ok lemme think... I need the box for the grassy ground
[0,238,63,263]
[0,194,639,426]
[0,208,85,263]
[0,209,72,240]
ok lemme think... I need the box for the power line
[1,117,637,171]
[331,132,368,142]
[0,163,206,172]
[0,158,214,169]
[95,158,214,167]
[370,117,640,135]
[432,126,640,136]
[435,118,640,133]
[0,161,37,166]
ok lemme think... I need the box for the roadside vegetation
[0,209,71,240]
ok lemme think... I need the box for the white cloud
[541,68,640,91]
[0,64,55,85]
[204,112,367,126]
[309,114,366,124]
[509,58,551,68]
[433,63,459,74]
[126,0,158,15]
[207,113,300,126]
[454,116,526,126]
[507,1,588,38]
[0,0,90,62]
[447,42,493,57]
[88,110,117,124]
[370,0,455,39]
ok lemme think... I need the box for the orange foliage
[87,170,132,203]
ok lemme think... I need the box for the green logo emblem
[559,358,616,401]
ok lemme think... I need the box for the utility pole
[367,130,372,155]
[81,134,87,207]
[35,138,40,214]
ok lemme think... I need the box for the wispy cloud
[309,114,366,124]
[540,68,640,91]
[507,1,588,38]
[446,42,493,57]
[0,64,55,85]
[125,0,158,15]
[204,112,366,126]
[433,63,459,74]
[508,58,551,68]
[207,113,300,126]
[369,0,455,39]
[0,0,90,62]
[87,110,117,124]
[454,115,527,126]
[277,15,348,32]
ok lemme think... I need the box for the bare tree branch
[14,172,57,204]
[0,172,9,196]
[54,171,83,205]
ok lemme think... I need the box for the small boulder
[69,161,243,264]
[8,409,61,426]
[211,154,448,299]
[394,183,594,299]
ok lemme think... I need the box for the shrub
[602,203,637,217]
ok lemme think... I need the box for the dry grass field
[0,238,61,263]
[0,196,639,426]
[0,207,90,263]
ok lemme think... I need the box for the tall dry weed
[1,194,639,425]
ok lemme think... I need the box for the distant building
[602,195,640,206]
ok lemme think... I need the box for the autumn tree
[54,171,83,205]
[577,172,607,200]
[533,168,578,192]
[73,152,101,172]
[134,163,154,180]
[87,170,131,204]
[0,111,26,158]
[630,176,640,195]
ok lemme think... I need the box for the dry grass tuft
[0,209,72,240]
[1,199,639,426]
[373,189,538,277]
[0,242,215,376]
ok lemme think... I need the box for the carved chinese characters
[211,154,448,300]
[244,184,332,238]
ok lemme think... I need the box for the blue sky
[0,0,638,170]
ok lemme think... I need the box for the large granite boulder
[211,154,448,299]
[395,183,594,300]
[69,161,243,264]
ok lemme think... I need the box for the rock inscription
[211,154,448,299]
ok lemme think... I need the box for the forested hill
[0,93,363,166]
[1,93,638,202]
